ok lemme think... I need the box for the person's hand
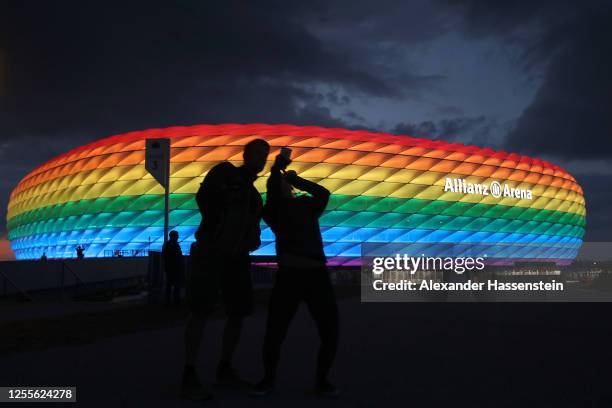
[284,170,298,184]
[273,153,291,171]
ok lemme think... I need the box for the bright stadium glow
[6,124,586,264]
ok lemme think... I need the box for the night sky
[1,0,611,258]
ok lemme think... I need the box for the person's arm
[263,157,286,230]
[285,171,330,217]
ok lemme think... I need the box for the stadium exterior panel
[6,124,585,264]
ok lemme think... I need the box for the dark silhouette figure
[182,138,270,400]
[40,252,47,261]
[252,152,339,397]
[162,230,185,306]
[76,245,84,259]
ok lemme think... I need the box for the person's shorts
[186,249,253,318]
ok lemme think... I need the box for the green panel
[89,213,114,229]
[169,209,196,226]
[62,215,79,232]
[104,196,135,213]
[367,197,403,213]
[176,196,198,210]
[326,194,355,210]
[465,217,491,231]
[485,218,512,233]
[7,192,586,243]
[397,213,431,229]
[497,205,524,220]
[183,213,202,226]
[108,211,138,228]
[419,200,453,215]
[481,205,513,219]
[394,199,430,214]
[125,195,164,212]
[517,221,540,234]
[320,211,354,226]
[367,212,407,228]
[463,204,489,218]
[444,216,472,230]
[75,214,95,230]
[341,212,381,227]
[501,220,525,233]
[440,201,472,217]
[169,194,195,209]
[128,210,163,227]
[517,208,539,221]
[338,196,380,212]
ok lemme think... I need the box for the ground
[2,291,612,407]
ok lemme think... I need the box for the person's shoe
[181,366,213,401]
[215,364,251,388]
[249,378,275,397]
[315,379,340,398]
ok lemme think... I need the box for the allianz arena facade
[6,124,585,264]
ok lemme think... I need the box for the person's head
[169,230,179,241]
[243,139,270,175]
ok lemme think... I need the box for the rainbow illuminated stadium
[6,124,585,264]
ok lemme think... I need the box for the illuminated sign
[443,177,533,200]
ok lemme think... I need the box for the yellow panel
[330,165,370,180]
[385,169,421,183]
[414,186,448,201]
[316,178,348,192]
[118,166,148,181]
[300,163,345,179]
[170,177,200,194]
[387,183,428,199]
[357,167,399,182]
[411,172,444,186]
[362,182,402,197]
[98,166,128,183]
[334,180,379,196]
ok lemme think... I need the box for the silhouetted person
[76,245,84,259]
[40,252,47,261]
[162,230,185,306]
[251,152,339,397]
[182,138,270,400]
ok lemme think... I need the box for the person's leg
[219,315,243,367]
[182,313,213,400]
[304,269,339,385]
[216,253,254,384]
[173,283,181,305]
[181,251,217,397]
[164,274,172,306]
[184,314,206,367]
[261,272,301,382]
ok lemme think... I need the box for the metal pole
[163,148,170,244]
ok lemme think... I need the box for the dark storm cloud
[441,0,612,240]
[0,0,414,236]
[393,115,497,147]
[1,0,610,245]
[506,14,612,159]
[440,0,612,159]
[575,174,612,242]
[0,0,384,137]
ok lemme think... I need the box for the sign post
[145,138,171,243]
